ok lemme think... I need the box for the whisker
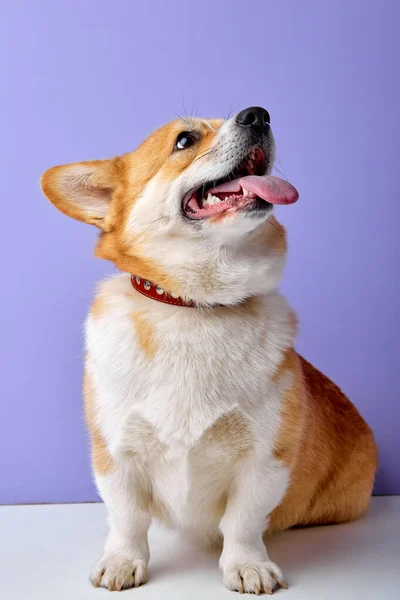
[192,148,216,164]
[173,112,190,128]
[225,100,235,121]
[273,165,289,181]
[191,100,199,119]
[173,112,196,131]
[267,215,286,245]
[146,215,169,227]
[274,158,289,181]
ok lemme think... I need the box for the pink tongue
[209,175,299,205]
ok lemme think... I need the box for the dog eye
[175,132,195,151]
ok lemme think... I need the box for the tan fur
[272,349,304,466]
[264,215,287,254]
[159,120,222,181]
[46,119,222,296]
[187,412,254,533]
[96,235,179,296]
[271,346,298,384]
[121,414,166,462]
[244,215,287,256]
[41,112,378,593]
[41,158,121,229]
[269,355,378,533]
[132,311,157,359]
[198,411,253,461]
[90,296,105,319]
[120,411,253,530]
[83,370,115,475]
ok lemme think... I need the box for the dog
[41,106,377,594]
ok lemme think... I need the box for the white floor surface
[0,497,398,599]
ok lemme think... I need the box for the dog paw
[90,554,148,591]
[223,561,287,595]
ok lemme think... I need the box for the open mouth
[183,148,299,220]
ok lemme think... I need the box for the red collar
[131,274,196,307]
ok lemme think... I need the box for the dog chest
[119,409,254,528]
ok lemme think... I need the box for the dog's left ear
[41,158,120,231]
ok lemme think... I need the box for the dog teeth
[203,193,221,206]
[249,150,256,160]
[248,160,254,173]
[241,188,257,199]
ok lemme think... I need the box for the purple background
[1,0,399,504]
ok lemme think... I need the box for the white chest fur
[85,274,295,528]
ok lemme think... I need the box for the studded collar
[130,274,196,307]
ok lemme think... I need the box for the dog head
[41,107,298,305]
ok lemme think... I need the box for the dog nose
[236,107,270,133]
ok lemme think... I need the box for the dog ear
[41,158,120,230]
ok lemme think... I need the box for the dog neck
[130,274,197,308]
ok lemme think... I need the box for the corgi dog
[41,107,377,595]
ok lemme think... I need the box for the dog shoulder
[85,273,157,358]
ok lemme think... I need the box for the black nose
[236,106,270,133]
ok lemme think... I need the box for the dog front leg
[219,459,289,595]
[90,465,151,591]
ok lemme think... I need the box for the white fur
[85,114,295,593]
[124,116,278,306]
[40,111,376,593]
[86,274,295,591]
